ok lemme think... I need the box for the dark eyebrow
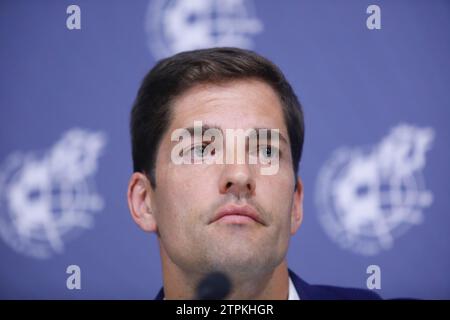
[252,127,289,146]
[181,124,289,146]
[183,124,222,137]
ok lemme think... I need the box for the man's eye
[259,146,279,159]
[193,144,206,157]
[192,144,214,158]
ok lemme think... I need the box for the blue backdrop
[1,0,449,299]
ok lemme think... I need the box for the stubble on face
[151,79,296,279]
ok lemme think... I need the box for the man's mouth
[211,204,265,225]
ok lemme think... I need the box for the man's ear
[290,176,304,235]
[127,172,158,233]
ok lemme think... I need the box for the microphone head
[196,271,231,300]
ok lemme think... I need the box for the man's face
[148,79,302,276]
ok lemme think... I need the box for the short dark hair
[130,47,304,188]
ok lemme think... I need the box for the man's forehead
[169,79,287,132]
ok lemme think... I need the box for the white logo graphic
[316,124,434,256]
[0,129,106,259]
[146,0,263,59]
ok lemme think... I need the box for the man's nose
[219,163,256,198]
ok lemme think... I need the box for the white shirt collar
[288,275,300,300]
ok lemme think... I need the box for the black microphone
[195,271,231,300]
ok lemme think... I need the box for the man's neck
[160,251,290,300]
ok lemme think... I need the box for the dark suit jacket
[154,269,382,300]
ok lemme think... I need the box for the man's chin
[201,246,275,273]
[203,258,268,278]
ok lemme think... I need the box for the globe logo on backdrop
[0,129,106,259]
[146,0,263,59]
[316,124,434,256]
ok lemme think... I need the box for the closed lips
[211,204,265,225]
